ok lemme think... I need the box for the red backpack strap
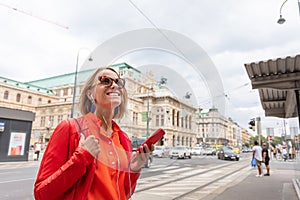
[73,118,85,138]
[70,117,90,138]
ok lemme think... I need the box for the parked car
[202,147,216,156]
[191,147,203,155]
[170,146,192,159]
[217,147,239,161]
[131,137,153,168]
[153,146,171,158]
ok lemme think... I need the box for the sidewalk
[210,158,300,200]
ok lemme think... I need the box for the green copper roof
[25,63,141,89]
[25,68,97,88]
[0,76,55,95]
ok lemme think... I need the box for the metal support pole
[70,53,79,118]
[295,90,300,130]
[146,87,150,138]
[283,119,287,143]
[256,117,261,146]
[70,48,93,118]
[295,90,300,155]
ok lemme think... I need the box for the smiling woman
[34,67,154,200]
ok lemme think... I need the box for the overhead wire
[0,2,69,29]
[127,0,229,114]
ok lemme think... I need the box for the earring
[90,95,95,113]
[90,103,95,113]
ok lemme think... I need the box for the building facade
[0,63,251,149]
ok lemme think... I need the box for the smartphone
[136,128,166,153]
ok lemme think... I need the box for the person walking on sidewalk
[34,142,42,161]
[252,140,262,177]
[262,142,270,176]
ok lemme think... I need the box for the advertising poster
[0,121,5,132]
[8,132,26,156]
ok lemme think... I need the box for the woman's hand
[130,144,154,172]
[78,135,100,158]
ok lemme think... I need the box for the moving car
[217,147,239,161]
[170,146,192,159]
[191,147,203,155]
[131,137,153,168]
[202,147,216,156]
[153,146,171,158]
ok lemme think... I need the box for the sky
[1,0,300,136]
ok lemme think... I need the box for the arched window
[176,111,180,127]
[3,91,9,99]
[16,93,21,102]
[27,96,32,104]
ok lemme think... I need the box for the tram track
[133,158,251,200]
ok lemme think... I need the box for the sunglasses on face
[97,76,125,88]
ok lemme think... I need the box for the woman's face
[93,69,123,111]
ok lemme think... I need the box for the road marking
[0,178,34,184]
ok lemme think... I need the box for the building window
[57,115,63,124]
[48,100,51,103]
[40,116,45,127]
[181,117,184,127]
[16,93,21,102]
[177,111,180,127]
[172,109,175,126]
[27,96,32,104]
[63,88,68,96]
[3,91,9,99]
[160,114,164,126]
[156,115,159,126]
[49,116,54,127]
[38,98,42,104]
[132,112,138,125]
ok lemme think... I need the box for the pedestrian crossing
[133,160,251,200]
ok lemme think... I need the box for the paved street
[0,161,39,200]
[0,153,299,200]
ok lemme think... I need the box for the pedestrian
[262,142,270,176]
[34,67,153,200]
[282,146,288,161]
[273,146,277,160]
[252,140,263,177]
[34,142,42,161]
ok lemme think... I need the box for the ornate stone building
[0,63,251,149]
[0,63,198,147]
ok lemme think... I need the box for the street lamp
[70,48,93,118]
[277,0,288,24]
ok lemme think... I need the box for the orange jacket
[34,113,140,200]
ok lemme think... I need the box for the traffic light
[269,136,272,141]
[249,118,255,131]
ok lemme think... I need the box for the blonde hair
[78,67,128,119]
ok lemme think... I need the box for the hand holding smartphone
[136,128,165,153]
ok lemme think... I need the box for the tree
[250,135,266,146]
